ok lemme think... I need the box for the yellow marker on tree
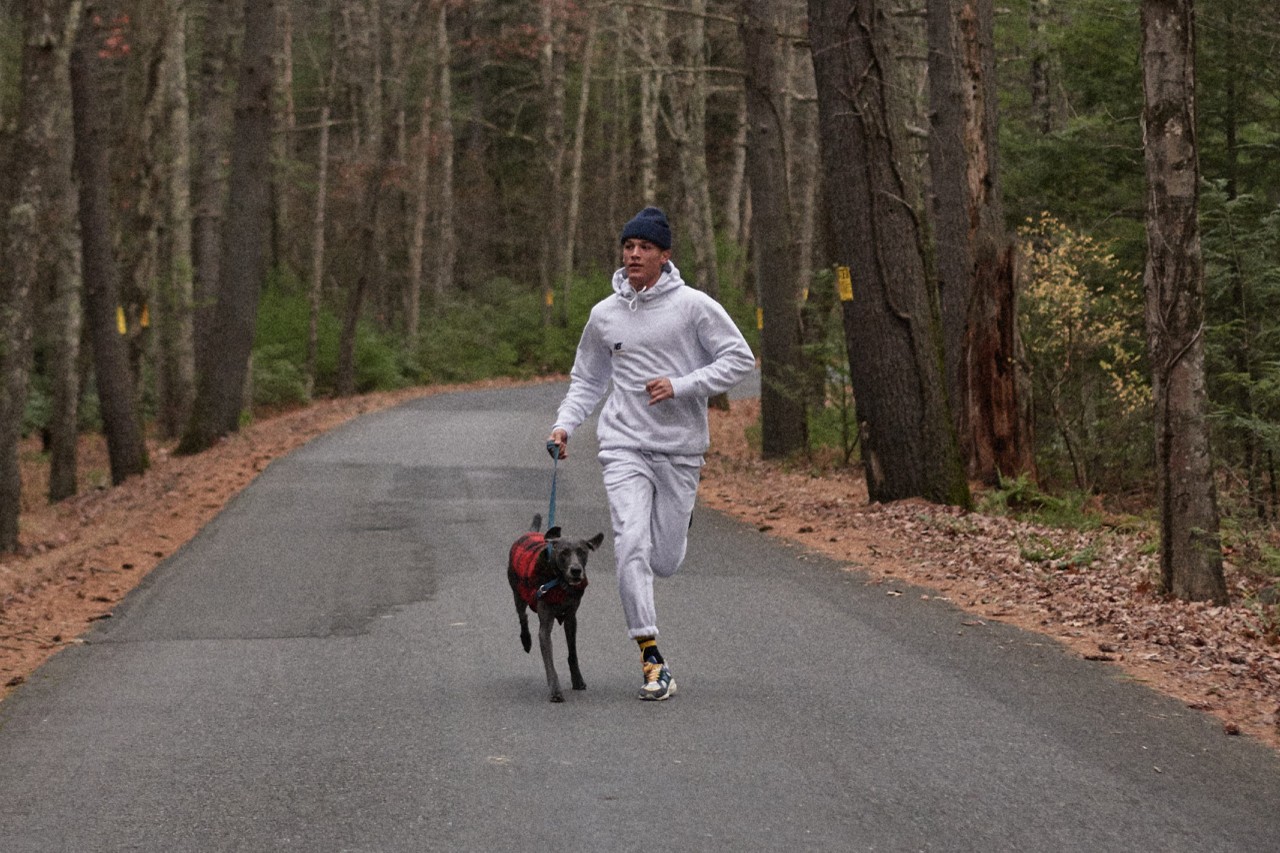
[116,306,127,335]
[837,266,854,302]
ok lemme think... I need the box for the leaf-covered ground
[2,385,1277,753]
[701,399,1280,750]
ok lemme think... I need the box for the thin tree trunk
[70,2,148,484]
[433,0,456,298]
[724,88,748,247]
[272,2,296,272]
[668,0,720,298]
[1140,0,1226,604]
[743,0,806,458]
[0,0,82,548]
[156,0,196,439]
[39,5,83,505]
[306,17,337,398]
[335,0,386,395]
[637,10,664,206]
[561,8,600,315]
[180,0,278,451]
[45,210,83,503]
[1028,0,1053,134]
[538,0,568,325]
[190,0,237,377]
[407,86,432,341]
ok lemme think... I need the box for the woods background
[1,0,1278,605]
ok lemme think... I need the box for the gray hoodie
[554,262,756,459]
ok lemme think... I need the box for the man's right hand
[548,429,569,460]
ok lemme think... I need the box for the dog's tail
[530,513,543,532]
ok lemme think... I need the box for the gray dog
[508,514,604,702]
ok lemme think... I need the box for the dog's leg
[564,609,585,691]
[512,588,532,653]
[536,605,564,702]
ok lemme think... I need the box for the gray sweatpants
[599,448,702,639]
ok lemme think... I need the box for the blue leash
[538,441,561,600]
[544,440,560,532]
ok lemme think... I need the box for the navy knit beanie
[619,206,672,250]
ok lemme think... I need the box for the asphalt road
[2,381,1278,852]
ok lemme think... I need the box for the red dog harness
[510,532,588,610]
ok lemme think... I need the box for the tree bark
[70,2,148,484]
[637,9,665,206]
[0,0,83,549]
[155,0,197,440]
[538,0,568,324]
[1140,0,1227,604]
[808,0,969,506]
[561,7,600,314]
[668,0,720,299]
[306,6,338,398]
[180,0,278,451]
[1028,0,1053,134]
[335,0,387,395]
[743,0,806,458]
[190,0,237,377]
[38,4,83,505]
[928,0,1033,484]
[433,0,456,299]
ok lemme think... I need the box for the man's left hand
[645,378,674,405]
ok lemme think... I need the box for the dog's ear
[545,526,562,541]
[587,532,604,550]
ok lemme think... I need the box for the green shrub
[252,345,310,409]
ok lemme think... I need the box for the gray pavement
[1,381,1278,852]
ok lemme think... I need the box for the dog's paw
[549,693,565,703]
[520,634,531,653]
[572,681,586,691]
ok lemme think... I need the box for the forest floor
[2,379,1278,753]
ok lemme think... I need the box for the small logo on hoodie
[612,341,624,354]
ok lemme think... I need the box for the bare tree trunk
[928,0,1033,484]
[668,0,720,298]
[407,86,433,341]
[561,8,600,314]
[335,0,387,395]
[808,0,969,506]
[37,6,83,505]
[180,0,278,451]
[45,211,83,503]
[637,10,665,206]
[306,14,337,398]
[70,2,148,483]
[1028,0,1053,134]
[433,0,456,298]
[538,0,568,324]
[743,0,806,458]
[190,0,237,376]
[272,2,296,272]
[155,0,196,439]
[724,88,748,247]
[0,0,82,549]
[785,3,819,302]
[1140,0,1226,604]
[723,88,750,293]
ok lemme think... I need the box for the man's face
[622,239,671,291]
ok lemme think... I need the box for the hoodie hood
[612,262,685,310]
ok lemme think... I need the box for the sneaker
[639,657,677,701]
